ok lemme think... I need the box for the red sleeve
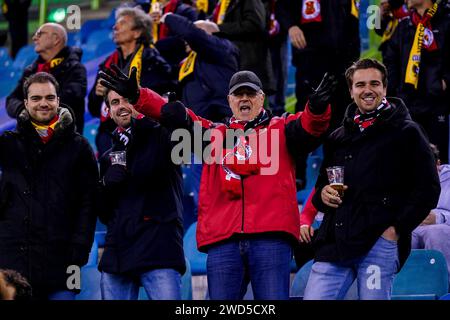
[285,102,331,137]
[300,187,319,226]
[133,88,167,120]
[300,102,331,137]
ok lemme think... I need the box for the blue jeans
[207,237,292,300]
[304,236,399,300]
[47,290,76,300]
[100,269,181,300]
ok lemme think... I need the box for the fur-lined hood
[16,104,77,139]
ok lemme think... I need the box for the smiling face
[227,87,265,121]
[350,68,387,114]
[24,82,59,125]
[107,90,135,128]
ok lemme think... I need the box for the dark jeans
[207,236,292,300]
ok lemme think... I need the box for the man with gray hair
[88,6,175,157]
[6,22,87,135]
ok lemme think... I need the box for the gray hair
[115,7,153,44]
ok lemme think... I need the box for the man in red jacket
[98,65,336,300]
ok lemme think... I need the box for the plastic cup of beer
[326,166,344,197]
[109,151,126,166]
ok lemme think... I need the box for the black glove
[102,164,128,188]
[308,73,338,115]
[98,64,140,104]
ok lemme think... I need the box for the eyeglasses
[231,91,260,98]
[33,30,53,38]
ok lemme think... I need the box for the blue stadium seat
[101,8,117,29]
[181,257,193,300]
[86,29,113,46]
[95,231,106,248]
[80,19,108,44]
[392,249,449,300]
[0,67,22,97]
[67,32,81,47]
[439,293,450,300]
[13,45,37,70]
[290,259,313,299]
[76,265,102,300]
[297,155,323,204]
[86,240,99,267]
[81,40,115,63]
[183,222,207,275]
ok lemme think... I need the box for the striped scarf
[353,98,391,132]
[31,115,59,144]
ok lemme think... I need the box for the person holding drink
[97,85,185,300]
[304,58,441,300]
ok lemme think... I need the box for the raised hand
[98,64,140,104]
[308,73,338,115]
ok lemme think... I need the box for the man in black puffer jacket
[97,83,185,300]
[6,23,87,135]
[0,73,99,300]
[305,59,440,300]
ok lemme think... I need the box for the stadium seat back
[392,249,449,300]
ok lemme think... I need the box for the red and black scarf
[353,97,392,131]
[220,110,269,199]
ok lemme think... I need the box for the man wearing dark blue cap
[98,67,337,300]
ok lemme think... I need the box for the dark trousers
[4,0,31,58]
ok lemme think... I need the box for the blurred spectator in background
[162,13,238,121]
[0,73,98,300]
[0,269,32,300]
[210,0,276,97]
[384,0,450,163]
[1,0,31,58]
[147,0,198,75]
[276,0,360,127]
[88,6,175,157]
[375,0,410,62]
[277,0,360,191]
[97,84,185,300]
[268,0,288,116]
[6,23,87,135]
[412,143,450,288]
[162,13,239,218]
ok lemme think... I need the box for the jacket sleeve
[300,187,318,226]
[393,125,441,236]
[284,103,331,160]
[59,62,87,106]
[276,0,300,33]
[164,13,237,65]
[217,0,266,39]
[69,139,99,264]
[383,21,402,96]
[5,72,28,118]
